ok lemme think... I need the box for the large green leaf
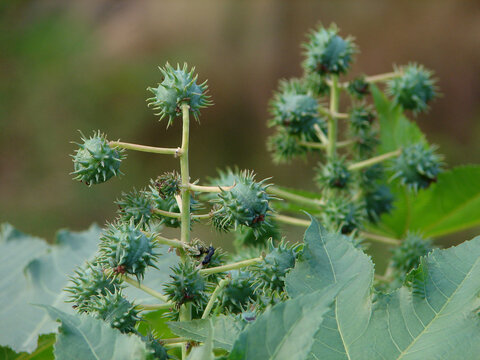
[371,85,426,154]
[228,287,341,360]
[186,320,214,360]
[168,315,244,351]
[277,218,480,359]
[0,334,55,360]
[41,305,148,360]
[285,217,374,359]
[374,165,480,238]
[0,224,101,353]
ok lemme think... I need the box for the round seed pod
[349,104,376,133]
[303,24,356,75]
[322,197,366,234]
[90,290,141,334]
[267,129,308,164]
[65,262,124,312]
[163,261,208,309]
[316,158,351,189]
[154,171,181,199]
[147,63,212,126]
[71,131,125,185]
[142,334,170,360]
[220,271,257,314]
[391,232,434,275]
[347,76,370,99]
[98,220,159,281]
[391,143,443,191]
[252,240,298,294]
[116,188,155,227]
[365,185,394,223]
[387,63,437,113]
[212,170,275,236]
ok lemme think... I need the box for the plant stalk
[109,141,180,156]
[267,186,324,208]
[201,277,231,319]
[327,75,340,158]
[189,183,235,193]
[199,257,264,275]
[137,303,174,311]
[348,149,402,171]
[180,103,191,244]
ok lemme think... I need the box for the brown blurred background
[1,0,480,242]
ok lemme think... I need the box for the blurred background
[1,0,480,245]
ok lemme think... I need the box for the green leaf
[228,287,341,360]
[0,334,55,360]
[285,216,374,359]
[375,165,480,238]
[168,315,244,351]
[187,320,214,360]
[371,85,426,154]
[0,224,102,353]
[41,305,149,360]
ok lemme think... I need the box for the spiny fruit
[365,185,394,223]
[253,240,298,294]
[90,290,141,334]
[349,104,376,133]
[147,63,212,126]
[387,63,436,113]
[391,232,434,275]
[322,197,366,234]
[303,24,356,75]
[65,262,124,312]
[347,76,370,99]
[220,271,257,314]
[233,220,280,250]
[154,171,181,199]
[269,79,325,138]
[116,188,154,227]
[316,157,351,189]
[391,143,443,191]
[163,261,208,308]
[267,129,308,164]
[142,333,170,360]
[71,131,125,185]
[212,170,275,236]
[98,220,159,281]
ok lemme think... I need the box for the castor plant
[2,24,480,360]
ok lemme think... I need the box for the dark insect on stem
[201,246,215,266]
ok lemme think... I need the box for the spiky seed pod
[303,24,356,75]
[98,220,159,281]
[116,188,154,227]
[90,290,141,334]
[302,72,330,97]
[365,185,394,223]
[359,163,385,188]
[267,130,308,164]
[71,131,125,186]
[154,171,181,199]
[65,262,124,312]
[349,105,376,133]
[212,170,275,236]
[253,240,298,294]
[147,63,212,126]
[391,143,443,191]
[210,204,234,233]
[233,220,280,250]
[220,271,257,314]
[322,197,366,234]
[269,79,326,138]
[347,76,370,99]
[163,261,208,309]
[353,128,380,159]
[387,63,437,113]
[391,233,434,275]
[142,334,170,360]
[316,158,351,189]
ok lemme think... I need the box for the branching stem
[104,270,170,302]
[327,75,340,158]
[199,257,264,275]
[268,186,324,208]
[180,103,191,244]
[109,141,180,156]
[202,277,231,319]
[348,149,402,171]
[189,183,236,193]
[137,303,174,311]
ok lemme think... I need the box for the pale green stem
[180,103,191,244]
[318,106,348,119]
[267,186,324,208]
[359,231,400,246]
[299,139,353,150]
[109,141,180,156]
[152,234,184,248]
[188,183,235,193]
[107,271,169,302]
[199,257,264,275]
[137,303,174,311]
[192,213,211,220]
[313,124,329,145]
[201,277,231,319]
[327,75,340,158]
[162,337,188,345]
[274,214,311,227]
[152,208,182,219]
[348,149,402,171]
[179,303,192,358]
[365,71,401,83]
